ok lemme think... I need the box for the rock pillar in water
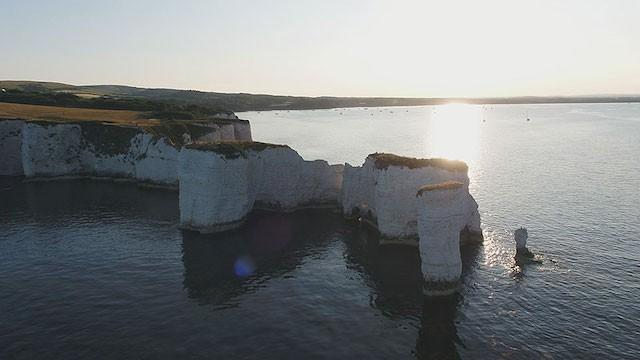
[514,227,533,257]
[417,181,466,296]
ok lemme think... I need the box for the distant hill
[0,82,233,121]
[2,80,640,112]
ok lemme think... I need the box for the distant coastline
[2,80,640,113]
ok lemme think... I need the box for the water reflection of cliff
[342,222,482,359]
[416,244,482,360]
[181,209,343,308]
[417,294,463,360]
[342,224,423,318]
[1,178,178,223]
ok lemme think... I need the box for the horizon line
[2,79,640,100]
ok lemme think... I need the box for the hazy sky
[2,0,639,97]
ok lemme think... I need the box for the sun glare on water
[426,103,482,170]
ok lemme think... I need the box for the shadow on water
[181,208,344,308]
[342,223,423,318]
[342,222,483,359]
[416,243,482,360]
[2,177,486,358]
[417,294,463,360]
[0,177,178,222]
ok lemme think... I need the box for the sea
[1,103,639,359]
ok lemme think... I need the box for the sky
[1,0,639,97]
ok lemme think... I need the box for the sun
[426,103,482,170]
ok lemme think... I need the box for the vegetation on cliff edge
[370,153,468,172]
[0,88,231,120]
[186,142,289,159]
[416,181,465,196]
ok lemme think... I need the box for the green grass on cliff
[0,88,231,120]
[186,142,289,159]
[369,153,468,172]
[416,181,465,197]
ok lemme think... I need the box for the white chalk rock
[0,120,24,176]
[252,147,342,209]
[178,142,343,233]
[12,118,250,184]
[179,146,253,232]
[21,122,88,177]
[134,134,181,186]
[83,124,141,179]
[417,181,467,296]
[233,120,252,141]
[342,153,480,242]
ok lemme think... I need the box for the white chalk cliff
[178,143,343,232]
[2,116,482,295]
[1,118,252,186]
[0,119,23,176]
[342,153,482,244]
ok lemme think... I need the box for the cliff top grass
[0,102,249,152]
[416,181,465,196]
[0,102,151,125]
[0,102,245,126]
[368,153,468,172]
[0,88,235,119]
[186,141,290,159]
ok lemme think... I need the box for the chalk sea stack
[416,181,469,296]
[514,227,534,258]
[341,153,482,245]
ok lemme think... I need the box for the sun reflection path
[426,103,483,176]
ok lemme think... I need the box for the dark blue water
[2,103,640,359]
[0,179,446,359]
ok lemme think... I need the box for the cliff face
[21,122,89,177]
[2,117,481,262]
[1,118,252,186]
[178,143,343,232]
[342,154,481,242]
[0,120,24,176]
[179,148,253,231]
[417,182,467,295]
[134,136,181,185]
[232,121,252,141]
[252,147,343,209]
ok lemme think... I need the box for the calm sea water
[2,103,640,359]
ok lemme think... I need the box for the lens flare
[233,255,256,278]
